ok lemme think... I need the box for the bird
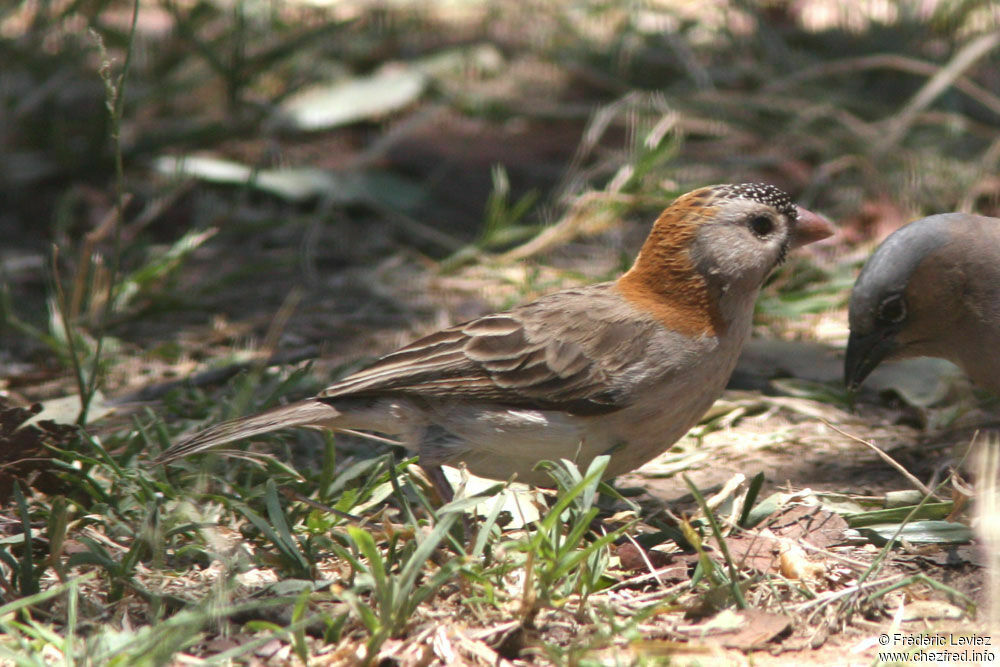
[845,212,1000,395]
[157,183,834,491]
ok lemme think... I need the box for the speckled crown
[712,183,796,220]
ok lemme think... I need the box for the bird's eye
[748,214,774,238]
[877,294,907,324]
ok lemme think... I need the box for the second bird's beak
[791,206,835,248]
[844,329,898,393]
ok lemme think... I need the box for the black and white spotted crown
[711,183,797,220]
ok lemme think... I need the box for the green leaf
[854,520,973,546]
[845,503,954,527]
[13,483,38,596]
[233,496,310,576]
[739,472,766,528]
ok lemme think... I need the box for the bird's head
[619,183,833,337]
[845,214,971,392]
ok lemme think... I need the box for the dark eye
[748,214,774,238]
[877,294,907,324]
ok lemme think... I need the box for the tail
[156,400,340,464]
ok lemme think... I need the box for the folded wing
[320,284,653,415]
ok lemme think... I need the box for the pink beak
[790,205,835,248]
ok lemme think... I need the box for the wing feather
[318,283,655,415]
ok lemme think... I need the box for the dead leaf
[709,505,848,575]
[762,503,849,549]
[0,397,78,501]
[617,542,675,571]
[718,610,792,650]
[900,600,966,621]
[715,532,780,573]
[30,391,113,426]
[276,63,426,131]
[677,609,791,651]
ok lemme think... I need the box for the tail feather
[156,400,340,463]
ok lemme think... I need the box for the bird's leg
[421,463,484,543]
[422,463,455,503]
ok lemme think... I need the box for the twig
[795,538,877,570]
[973,433,1000,631]
[622,533,668,591]
[821,420,936,498]
[280,487,362,522]
[70,196,132,322]
[50,246,89,407]
[767,53,1000,119]
[121,182,194,243]
[495,191,636,262]
[366,199,468,253]
[795,573,904,613]
[959,134,1000,212]
[875,32,1000,155]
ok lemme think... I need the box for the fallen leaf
[155,155,425,209]
[617,542,677,571]
[0,397,79,501]
[918,544,986,567]
[677,609,791,650]
[714,532,780,573]
[900,600,966,621]
[29,391,113,426]
[762,503,849,549]
[718,610,792,650]
[853,520,973,546]
[276,63,426,131]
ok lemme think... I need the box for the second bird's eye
[748,215,774,238]
[877,294,907,324]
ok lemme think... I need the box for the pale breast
[589,323,747,478]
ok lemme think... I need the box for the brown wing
[319,284,655,415]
